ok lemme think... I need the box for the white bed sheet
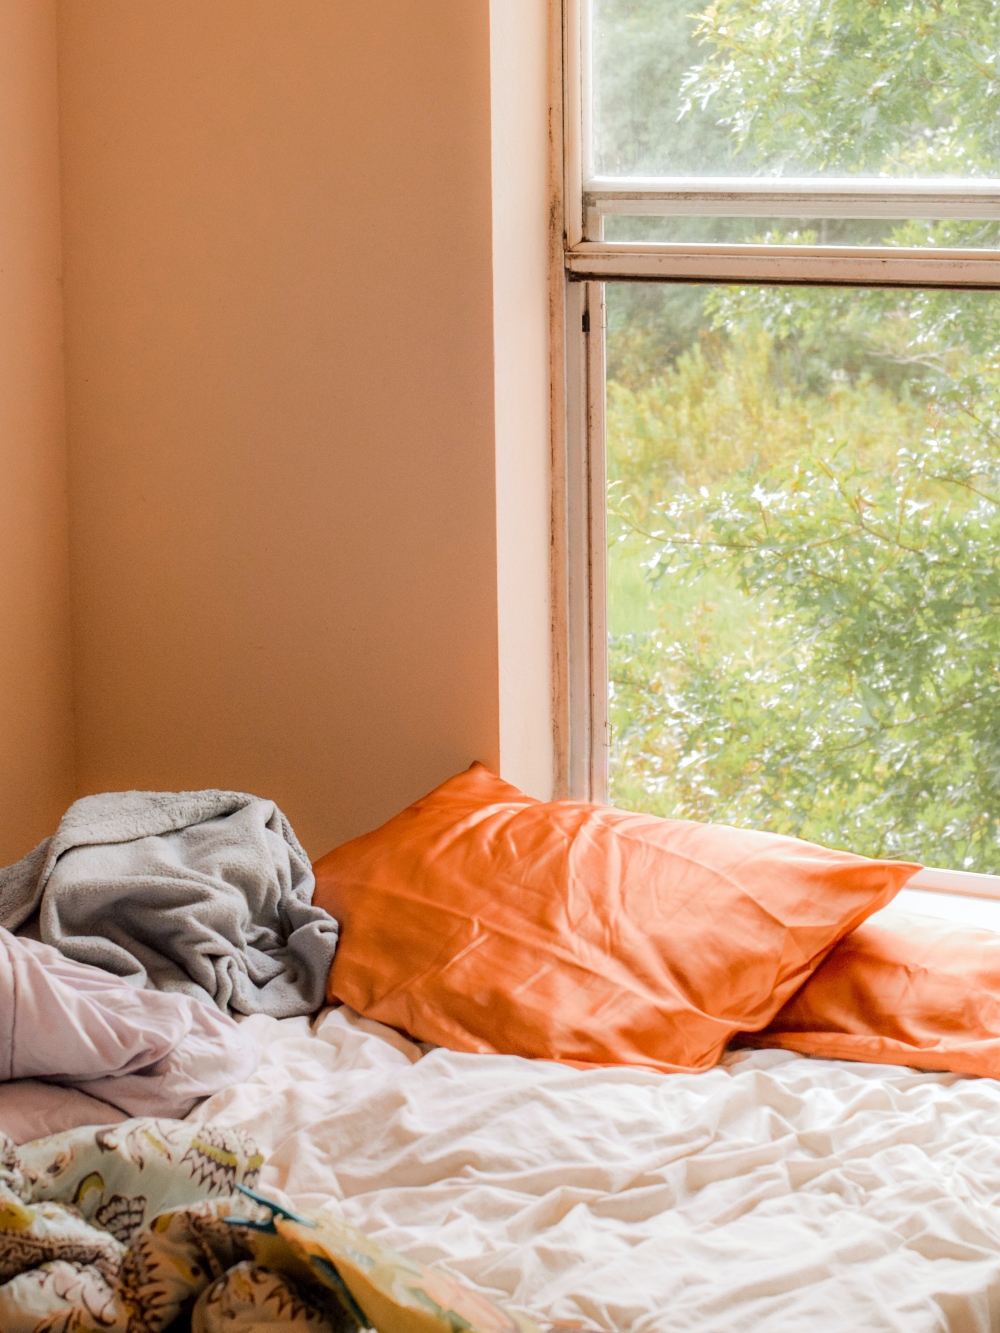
[191,1007,1000,1333]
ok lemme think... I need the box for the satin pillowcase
[741,907,1000,1077]
[314,764,919,1074]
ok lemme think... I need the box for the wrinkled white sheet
[0,926,259,1130]
[190,1007,1000,1333]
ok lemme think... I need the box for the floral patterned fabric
[192,1259,337,1332]
[0,1121,551,1333]
[111,1192,547,1333]
[0,1118,262,1332]
[113,1195,353,1333]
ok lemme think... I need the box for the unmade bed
[7,778,1000,1332]
[191,1002,1000,1333]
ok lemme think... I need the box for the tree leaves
[601,0,1000,865]
[681,0,1000,176]
[609,290,1000,868]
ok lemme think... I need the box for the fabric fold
[0,927,260,1124]
[0,790,339,1017]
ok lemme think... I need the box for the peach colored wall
[58,1,503,857]
[0,0,74,861]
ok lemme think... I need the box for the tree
[681,0,1000,178]
[595,0,1000,179]
[603,0,1000,866]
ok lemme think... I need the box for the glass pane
[606,282,1000,870]
[602,216,1000,249]
[593,0,1000,179]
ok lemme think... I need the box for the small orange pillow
[314,764,919,1074]
[738,908,1000,1076]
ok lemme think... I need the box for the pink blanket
[0,927,259,1128]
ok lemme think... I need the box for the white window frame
[554,0,1000,901]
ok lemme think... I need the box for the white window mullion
[562,0,586,249]
[561,280,591,797]
[586,176,1000,221]
[566,242,1000,287]
[561,279,607,802]
[587,283,608,805]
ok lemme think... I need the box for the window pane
[593,0,1000,180]
[606,282,1000,869]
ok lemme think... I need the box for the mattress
[190,1005,1000,1333]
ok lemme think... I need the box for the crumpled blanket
[0,1151,550,1333]
[0,928,260,1131]
[115,1195,351,1332]
[0,1117,264,1331]
[0,790,339,1017]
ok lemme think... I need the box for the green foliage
[609,287,1000,867]
[682,0,1000,176]
[603,0,1000,866]
[596,0,1000,178]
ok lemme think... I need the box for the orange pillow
[738,908,1000,1077]
[313,764,919,1074]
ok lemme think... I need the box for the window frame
[556,0,1000,900]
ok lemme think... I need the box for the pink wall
[0,0,74,860]
[58,1,504,856]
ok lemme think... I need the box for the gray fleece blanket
[0,791,339,1018]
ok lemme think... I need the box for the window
[558,0,1000,908]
